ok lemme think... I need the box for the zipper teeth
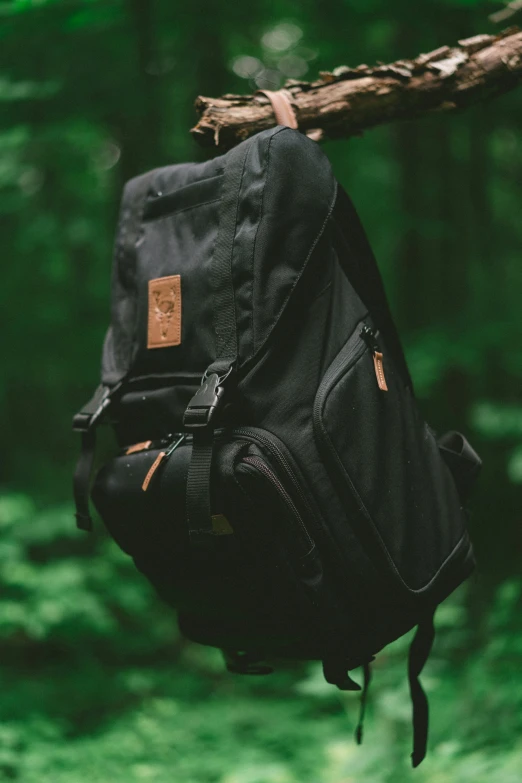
[313,331,368,428]
[242,456,314,549]
[233,427,314,520]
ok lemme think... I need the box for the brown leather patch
[147,275,181,349]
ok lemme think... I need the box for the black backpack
[73,125,481,766]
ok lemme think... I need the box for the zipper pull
[361,325,388,392]
[142,434,186,491]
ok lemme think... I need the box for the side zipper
[233,426,318,532]
[360,325,388,392]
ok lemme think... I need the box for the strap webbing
[186,429,214,540]
[210,139,249,364]
[333,186,414,391]
[185,141,249,541]
[73,429,96,531]
[322,657,362,692]
[355,662,372,744]
[408,611,436,768]
[256,89,298,129]
[72,384,113,531]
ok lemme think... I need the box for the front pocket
[313,321,468,594]
[234,451,316,561]
[91,431,325,653]
[143,174,224,221]
[229,436,327,641]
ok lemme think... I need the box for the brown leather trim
[126,440,152,455]
[256,89,298,129]
[147,275,182,349]
[373,351,389,392]
[142,451,166,491]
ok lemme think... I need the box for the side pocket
[314,321,473,595]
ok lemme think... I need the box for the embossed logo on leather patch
[148,275,181,349]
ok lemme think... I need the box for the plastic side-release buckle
[72,385,112,433]
[183,368,232,429]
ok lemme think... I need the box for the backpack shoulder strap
[333,184,414,391]
[184,136,252,541]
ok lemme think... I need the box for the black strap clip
[72,383,119,532]
[72,384,112,433]
[183,367,233,429]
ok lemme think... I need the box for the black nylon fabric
[101,127,337,387]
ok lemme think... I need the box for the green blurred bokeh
[1,0,522,780]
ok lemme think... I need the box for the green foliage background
[1,0,522,780]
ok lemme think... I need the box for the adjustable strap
[72,384,114,531]
[333,185,415,391]
[322,656,362,692]
[408,610,436,768]
[210,134,249,362]
[185,428,215,540]
[354,662,372,745]
[183,138,249,541]
[73,429,97,531]
[256,89,298,129]
[438,431,482,504]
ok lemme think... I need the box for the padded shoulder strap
[208,138,250,368]
[184,137,252,541]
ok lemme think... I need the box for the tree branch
[191,28,522,150]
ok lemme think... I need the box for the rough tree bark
[191,28,522,150]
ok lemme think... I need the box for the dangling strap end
[75,511,93,533]
[408,611,436,768]
[354,662,372,747]
[72,384,117,532]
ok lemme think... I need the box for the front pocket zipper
[141,433,186,491]
[360,325,388,391]
[232,427,318,532]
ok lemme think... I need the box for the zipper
[312,325,372,554]
[241,455,314,551]
[314,330,367,428]
[141,433,186,491]
[360,325,388,392]
[232,426,317,530]
[313,323,413,588]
